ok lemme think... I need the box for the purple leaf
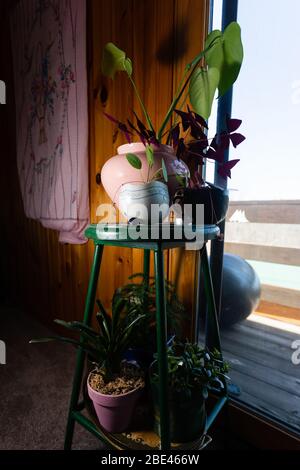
[194,112,208,129]
[210,135,219,151]
[226,116,242,133]
[119,123,132,143]
[206,146,224,163]
[218,159,240,179]
[174,109,190,131]
[219,132,230,149]
[190,124,206,141]
[230,132,246,148]
[188,140,207,156]
[171,124,180,147]
[103,111,120,124]
[176,138,186,158]
[103,112,132,143]
[133,111,148,136]
[127,118,140,135]
[149,136,160,148]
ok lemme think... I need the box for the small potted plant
[30,298,146,433]
[100,22,244,222]
[173,109,245,225]
[149,339,229,443]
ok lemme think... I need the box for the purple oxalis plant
[103,106,245,185]
[172,107,245,186]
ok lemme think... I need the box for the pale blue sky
[208,0,300,201]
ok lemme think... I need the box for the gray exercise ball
[219,254,261,329]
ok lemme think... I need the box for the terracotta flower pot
[87,372,144,433]
[101,142,189,208]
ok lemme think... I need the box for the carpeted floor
[0,305,103,450]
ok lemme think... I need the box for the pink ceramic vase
[101,142,189,208]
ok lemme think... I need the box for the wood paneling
[0,0,209,328]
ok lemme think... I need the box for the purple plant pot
[87,372,144,433]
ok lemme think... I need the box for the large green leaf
[204,29,223,69]
[189,67,220,120]
[101,42,132,79]
[205,22,243,97]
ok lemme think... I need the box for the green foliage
[189,67,220,120]
[30,299,145,381]
[113,274,186,350]
[153,339,229,400]
[126,152,142,169]
[205,22,243,97]
[101,21,243,141]
[146,145,154,168]
[101,42,132,79]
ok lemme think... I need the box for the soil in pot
[89,363,145,395]
[88,363,145,433]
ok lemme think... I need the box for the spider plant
[30,298,145,382]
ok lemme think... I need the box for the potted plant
[149,339,229,443]
[100,22,244,223]
[113,273,186,364]
[30,298,146,433]
[173,110,245,225]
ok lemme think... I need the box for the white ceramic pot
[119,181,170,223]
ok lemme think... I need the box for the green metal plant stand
[64,223,227,451]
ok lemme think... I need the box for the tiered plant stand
[64,223,227,450]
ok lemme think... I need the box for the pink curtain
[10,0,89,243]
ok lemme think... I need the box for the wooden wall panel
[0,0,209,330]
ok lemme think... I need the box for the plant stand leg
[143,249,150,285]
[201,244,222,355]
[154,246,170,450]
[64,244,104,450]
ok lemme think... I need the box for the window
[211,0,300,434]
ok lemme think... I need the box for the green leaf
[204,29,223,70]
[126,153,142,169]
[146,145,154,168]
[101,42,132,79]
[189,67,220,120]
[175,174,186,187]
[30,336,101,360]
[96,299,111,339]
[205,22,243,97]
[221,22,243,96]
[161,158,168,183]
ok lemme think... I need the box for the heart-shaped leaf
[189,67,220,120]
[230,132,246,148]
[126,153,142,169]
[101,42,132,79]
[205,22,243,97]
[218,158,240,179]
[227,117,242,132]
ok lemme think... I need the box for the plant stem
[157,38,219,141]
[128,74,155,133]
[165,90,190,145]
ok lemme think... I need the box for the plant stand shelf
[64,223,227,451]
